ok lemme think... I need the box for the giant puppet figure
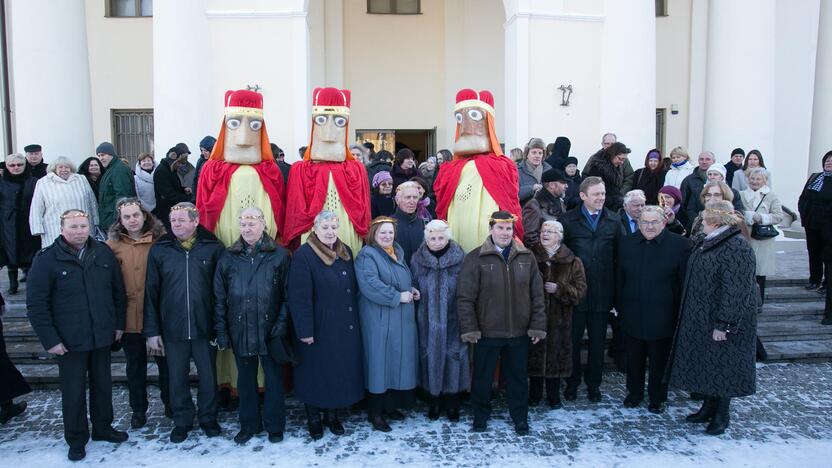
[433,89,522,252]
[283,88,370,253]
[196,89,286,398]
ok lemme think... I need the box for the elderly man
[391,181,426,266]
[96,142,136,232]
[724,148,745,187]
[457,211,546,435]
[27,210,128,461]
[23,144,48,179]
[619,190,646,235]
[616,206,692,413]
[144,202,225,443]
[522,168,569,246]
[679,151,716,231]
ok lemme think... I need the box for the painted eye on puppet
[333,116,347,128]
[314,115,328,126]
[454,112,463,124]
[249,120,263,131]
[467,109,484,121]
[226,118,241,130]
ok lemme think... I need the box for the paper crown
[225,89,263,117]
[454,89,495,115]
[312,87,351,115]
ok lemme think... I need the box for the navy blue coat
[288,242,364,409]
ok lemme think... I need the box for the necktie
[591,213,599,223]
[631,219,637,233]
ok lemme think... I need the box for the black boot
[322,410,345,436]
[0,401,27,424]
[705,397,731,435]
[756,337,768,362]
[528,377,543,406]
[305,405,324,440]
[427,396,440,421]
[685,396,717,423]
[546,378,562,409]
[822,309,832,326]
[7,269,18,295]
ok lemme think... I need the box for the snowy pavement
[1,362,830,467]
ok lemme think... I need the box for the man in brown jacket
[457,210,546,435]
[106,198,171,429]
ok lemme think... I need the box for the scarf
[178,233,198,251]
[524,160,544,183]
[671,160,688,169]
[383,245,398,262]
[417,198,432,222]
[307,231,351,266]
[809,172,832,192]
[544,243,559,258]
[429,242,451,259]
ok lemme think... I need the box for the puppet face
[311,113,348,162]
[453,106,490,156]
[223,113,262,164]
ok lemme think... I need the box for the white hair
[49,156,77,174]
[5,153,24,164]
[639,205,667,222]
[623,189,647,206]
[748,167,769,183]
[541,220,564,237]
[424,219,452,240]
[313,210,339,227]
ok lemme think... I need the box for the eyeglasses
[6,163,23,168]
[638,220,663,227]
[703,193,723,199]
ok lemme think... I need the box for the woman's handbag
[750,194,779,240]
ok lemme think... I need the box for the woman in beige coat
[740,167,783,303]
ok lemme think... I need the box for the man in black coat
[144,202,225,443]
[619,189,646,236]
[23,144,48,179]
[153,147,192,230]
[679,151,716,230]
[271,143,292,184]
[27,209,128,461]
[522,168,568,247]
[560,176,624,402]
[391,181,426,266]
[616,206,692,413]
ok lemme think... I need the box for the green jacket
[98,158,136,230]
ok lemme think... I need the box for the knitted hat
[564,156,579,167]
[372,170,393,188]
[659,185,683,209]
[731,148,745,157]
[199,135,216,152]
[707,164,727,178]
[96,142,116,157]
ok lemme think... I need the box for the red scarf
[282,160,371,249]
[195,159,286,235]
[434,152,523,238]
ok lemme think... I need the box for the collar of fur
[307,231,350,266]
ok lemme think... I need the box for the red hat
[210,89,272,162]
[454,89,495,116]
[312,88,351,115]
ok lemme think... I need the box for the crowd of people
[0,135,830,463]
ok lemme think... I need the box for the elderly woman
[371,171,396,218]
[1,153,39,293]
[409,220,469,421]
[732,149,773,192]
[29,156,99,248]
[663,146,695,189]
[518,138,552,205]
[667,200,758,436]
[289,211,364,439]
[349,144,370,165]
[356,216,419,432]
[616,207,691,413]
[214,206,292,445]
[78,156,103,198]
[740,168,783,304]
[134,153,156,211]
[798,151,832,320]
[528,220,586,409]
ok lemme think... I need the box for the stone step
[6,340,129,364]
[757,320,832,341]
[758,302,825,322]
[762,339,832,361]
[15,361,200,387]
[765,286,826,303]
[766,277,812,287]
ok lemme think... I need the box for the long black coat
[143,226,224,341]
[27,236,127,352]
[392,208,425,267]
[214,235,291,357]
[616,230,692,340]
[152,157,191,229]
[561,207,624,313]
[0,172,39,267]
[667,226,758,397]
[288,242,364,409]
[0,293,31,402]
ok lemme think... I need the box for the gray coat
[355,243,419,394]
[410,240,470,396]
[518,161,552,205]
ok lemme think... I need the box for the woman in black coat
[288,211,364,440]
[632,149,667,205]
[666,201,758,436]
[797,150,832,312]
[78,156,103,198]
[0,291,30,423]
[213,207,292,445]
[0,154,39,294]
[562,157,583,210]
[584,142,631,212]
[371,171,396,218]
[391,148,418,192]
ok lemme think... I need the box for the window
[107,0,152,17]
[112,109,154,165]
[655,108,666,155]
[656,0,668,17]
[367,0,420,15]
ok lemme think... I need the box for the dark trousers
[825,262,832,317]
[471,336,529,424]
[122,333,170,414]
[235,354,285,433]
[165,339,217,428]
[529,377,560,400]
[567,311,607,391]
[756,276,767,303]
[56,347,114,449]
[624,334,671,403]
[806,227,827,284]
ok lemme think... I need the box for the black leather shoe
[200,421,221,437]
[686,396,716,423]
[515,420,530,436]
[323,410,345,436]
[818,285,827,295]
[471,420,487,432]
[563,386,578,401]
[805,282,820,291]
[307,406,324,439]
[170,426,190,443]
[548,397,563,410]
[91,426,128,443]
[0,401,27,424]
[385,410,405,421]
[130,412,146,429]
[705,397,730,435]
[67,446,86,462]
[427,405,441,421]
[268,431,284,443]
[234,430,254,445]
[587,389,602,403]
[622,395,642,408]
[648,401,666,414]
[447,406,461,422]
[371,414,391,432]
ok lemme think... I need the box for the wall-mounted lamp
[557,85,573,106]
[671,104,679,115]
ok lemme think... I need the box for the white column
[600,0,656,158]
[702,0,776,161]
[809,0,832,173]
[9,0,93,161]
[152,0,213,162]
[290,11,311,162]
[503,1,530,150]
[686,0,709,154]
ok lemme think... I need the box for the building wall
[84,0,153,155]
[656,0,692,158]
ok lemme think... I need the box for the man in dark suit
[619,190,646,235]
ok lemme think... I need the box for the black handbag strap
[753,193,767,212]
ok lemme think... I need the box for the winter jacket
[632,167,667,205]
[134,162,157,211]
[564,171,583,210]
[0,172,39,267]
[98,158,136,231]
[740,187,783,276]
[456,236,547,340]
[27,236,126,351]
[143,226,224,341]
[732,168,773,192]
[214,234,291,357]
[663,160,695,189]
[392,208,425,267]
[29,173,99,247]
[522,188,566,247]
[798,173,832,230]
[679,168,708,230]
[584,150,625,211]
[518,161,552,205]
[391,164,418,192]
[152,157,191,229]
